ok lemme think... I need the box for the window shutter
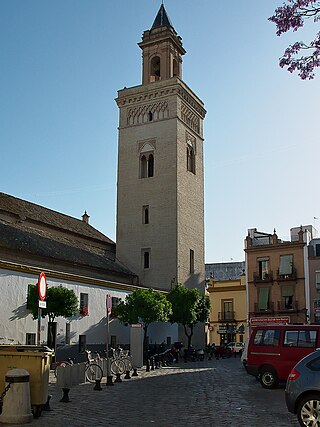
[279,255,293,275]
[258,288,269,310]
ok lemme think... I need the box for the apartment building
[206,262,246,346]
[244,227,309,328]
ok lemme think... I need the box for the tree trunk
[184,324,194,349]
[47,321,57,363]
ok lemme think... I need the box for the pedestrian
[215,346,220,360]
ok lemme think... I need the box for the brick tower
[116,5,206,293]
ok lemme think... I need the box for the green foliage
[27,284,79,322]
[167,283,210,348]
[114,288,172,333]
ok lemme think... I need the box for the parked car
[245,324,320,389]
[226,342,244,353]
[285,349,320,426]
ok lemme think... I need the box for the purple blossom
[269,1,320,79]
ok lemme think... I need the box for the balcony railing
[218,311,235,322]
[277,300,299,312]
[253,302,274,314]
[253,271,274,283]
[277,268,297,281]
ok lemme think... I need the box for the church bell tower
[116,5,206,292]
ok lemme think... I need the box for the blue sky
[1,0,319,263]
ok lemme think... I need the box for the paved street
[3,357,298,427]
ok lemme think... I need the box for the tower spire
[151,3,174,30]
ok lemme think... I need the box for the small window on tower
[148,111,153,121]
[143,206,149,224]
[190,249,195,274]
[143,249,150,269]
[186,140,196,174]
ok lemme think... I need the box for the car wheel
[259,367,278,389]
[297,393,320,427]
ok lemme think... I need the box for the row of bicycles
[54,347,132,383]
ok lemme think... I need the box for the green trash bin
[0,345,54,417]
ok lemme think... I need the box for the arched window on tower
[187,142,196,174]
[140,143,155,179]
[150,56,161,82]
[143,205,149,224]
[140,155,148,178]
[148,154,154,177]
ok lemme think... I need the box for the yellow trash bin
[0,345,54,417]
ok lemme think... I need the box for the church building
[0,4,207,354]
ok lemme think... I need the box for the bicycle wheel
[85,363,103,383]
[123,357,132,371]
[54,362,68,378]
[111,359,126,375]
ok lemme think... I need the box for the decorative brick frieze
[177,87,206,119]
[181,104,200,134]
[127,101,169,126]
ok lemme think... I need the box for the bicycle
[94,349,126,375]
[110,347,132,375]
[84,350,103,383]
[54,358,74,378]
[54,351,103,383]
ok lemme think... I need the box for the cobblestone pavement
[1,357,299,427]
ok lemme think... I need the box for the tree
[27,284,79,323]
[114,288,172,352]
[167,283,210,349]
[269,1,320,79]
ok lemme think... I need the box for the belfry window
[150,56,161,81]
[173,59,178,77]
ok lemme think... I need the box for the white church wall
[0,268,131,348]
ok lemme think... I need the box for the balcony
[277,300,299,313]
[277,268,297,281]
[253,302,274,315]
[218,311,235,322]
[253,271,273,283]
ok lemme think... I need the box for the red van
[245,324,320,389]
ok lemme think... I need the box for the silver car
[285,349,320,426]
